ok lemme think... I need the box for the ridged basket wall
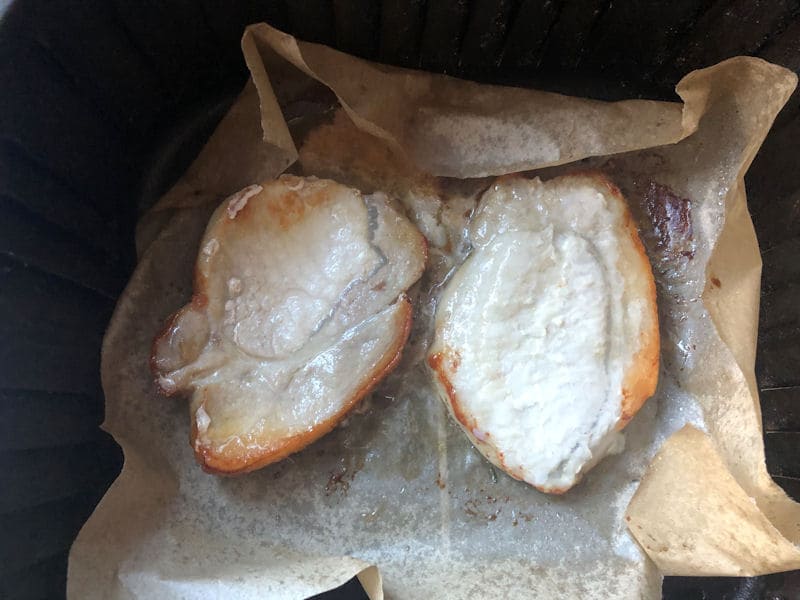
[1,1,798,598]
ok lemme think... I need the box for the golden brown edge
[541,171,660,430]
[197,296,415,475]
[150,178,429,474]
[427,349,571,495]
[586,173,660,429]
[427,172,660,494]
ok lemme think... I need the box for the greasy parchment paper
[69,24,800,599]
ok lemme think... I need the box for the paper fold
[68,24,799,599]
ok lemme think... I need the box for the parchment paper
[69,24,800,599]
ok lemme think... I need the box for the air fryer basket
[0,1,798,598]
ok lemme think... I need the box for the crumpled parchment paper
[68,24,800,599]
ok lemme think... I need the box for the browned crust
[549,172,660,431]
[429,348,570,495]
[428,172,660,494]
[428,348,478,440]
[428,347,511,481]
[428,349,473,431]
[595,174,660,429]
[196,296,414,475]
[151,177,427,475]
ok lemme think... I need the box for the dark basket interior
[1,1,798,598]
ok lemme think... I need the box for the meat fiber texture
[428,174,659,494]
[68,23,800,600]
[151,176,425,474]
